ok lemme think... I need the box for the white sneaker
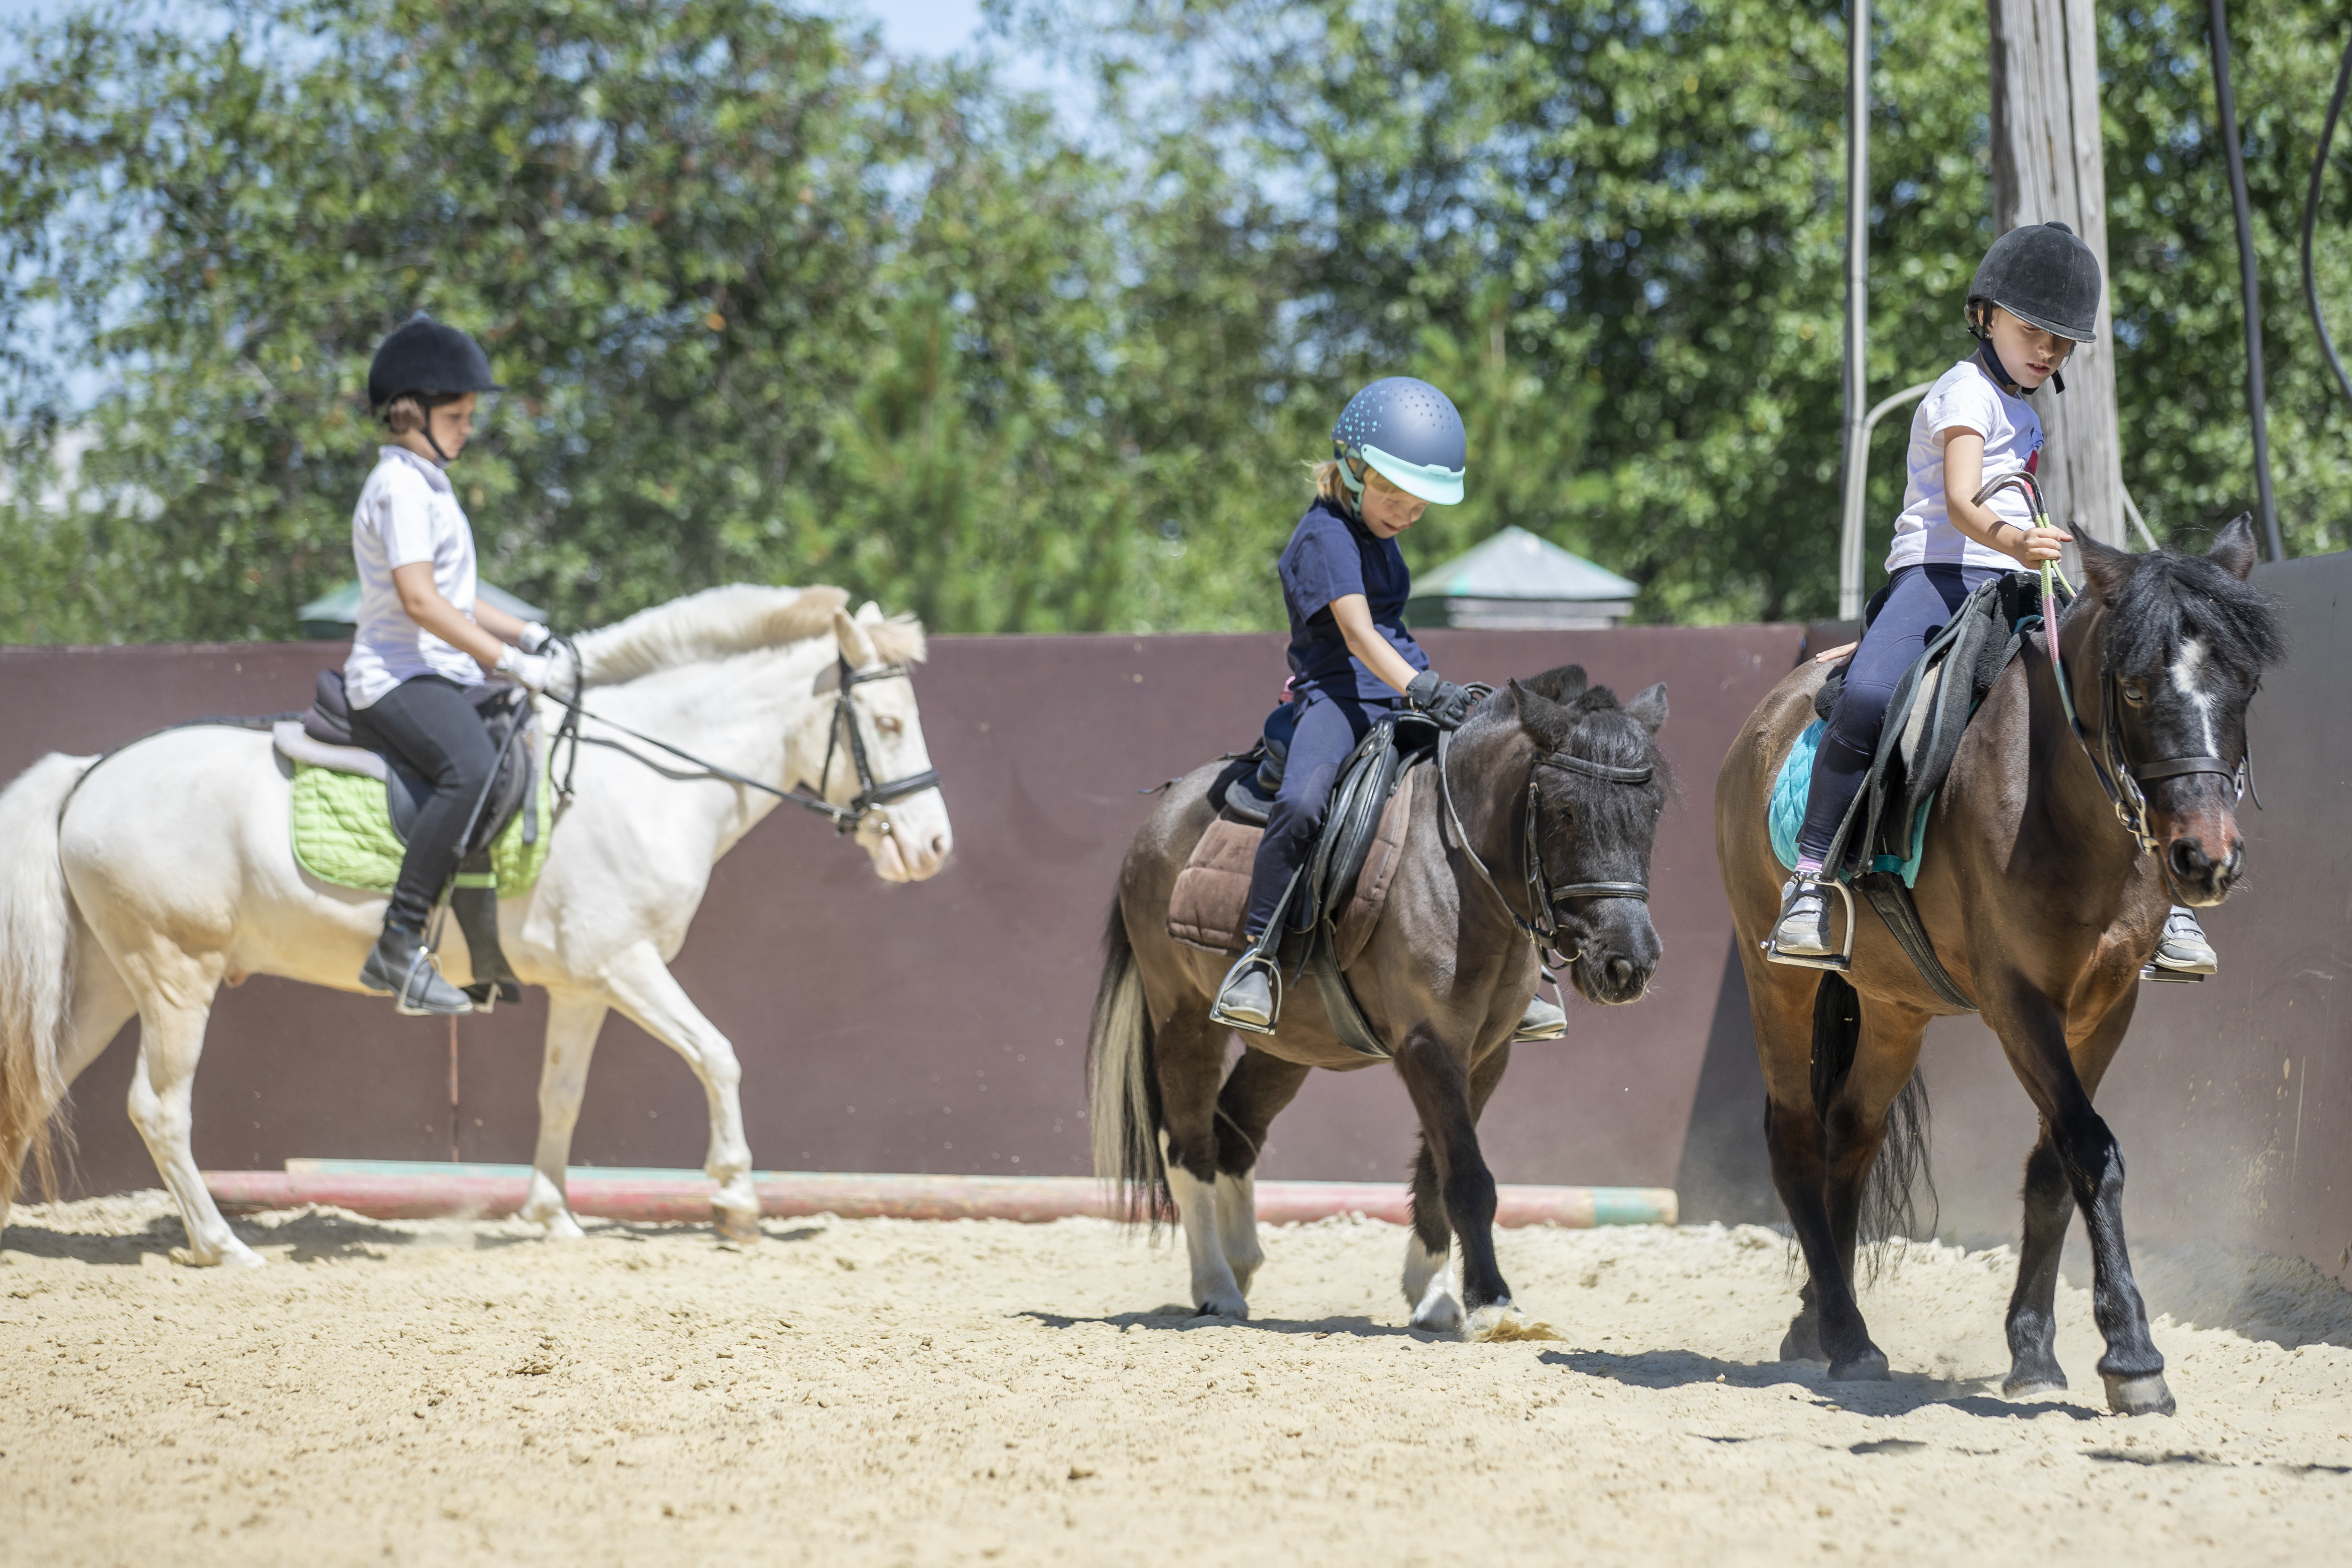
[2151,906,2217,974]
[1768,877,1833,959]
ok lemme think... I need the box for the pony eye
[2122,682,2149,706]
[876,714,904,736]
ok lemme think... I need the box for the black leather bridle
[543,653,940,836]
[1437,714,1654,970]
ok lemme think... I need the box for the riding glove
[518,620,555,654]
[494,644,556,693]
[1405,670,1476,730]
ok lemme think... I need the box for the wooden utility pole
[1986,0,2127,551]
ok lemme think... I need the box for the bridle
[542,650,940,837]
[1436,707,1653,970]
[1975,473,2255,860]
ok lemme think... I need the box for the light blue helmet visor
[1358,443,1465,506]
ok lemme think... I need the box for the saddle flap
[1332,762,1420,967]
[1167,815,1263,953]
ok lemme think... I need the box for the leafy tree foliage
[2,0,2347,643]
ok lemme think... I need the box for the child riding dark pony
[1210,377,1563,1045]
[1770,222,2215,976]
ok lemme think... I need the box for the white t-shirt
[344,445,483,708]
[1884,355,2044,573]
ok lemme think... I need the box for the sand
[5,1194,2350,1566]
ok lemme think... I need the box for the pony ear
[1624,682,1668,734]
[2077,533,2135,604]
[833,608,879,668]
[856,600,886,624]
[1520,663,1589,704]
[2207,512,2260,580]
[1508,678,1574,751]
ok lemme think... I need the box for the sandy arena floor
[5,1194,2350,1567]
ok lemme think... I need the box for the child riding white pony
[0,585,951,1264]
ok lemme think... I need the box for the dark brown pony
[1715,518,2283,1414]
[1088,667,1669,1336]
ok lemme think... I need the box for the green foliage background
[1,0,2346,642]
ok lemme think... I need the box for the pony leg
[1403,1142,1460,1332]
[2002,1130,2074,1396]
[596,944,759,1243]
[1153,1007,1244,1318]
[517,990,612,1240]
[116,955,256,1268]
[1764,1093,1885,1377]
[1990,987,2165,1411]
[1394,1029,1516,1335]
[1209,1048,1308,1298]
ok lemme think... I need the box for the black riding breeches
[350,673,498,932]
[1795,562,2000,866]
[1242,688,1390,939]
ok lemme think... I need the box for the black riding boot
[359,921,473,1016]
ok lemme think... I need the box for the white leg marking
[1161,1131,1246,1318]
[1404,1234,1463,1332]
[1214,1170,1263,1297]
[2172,637,2219,758]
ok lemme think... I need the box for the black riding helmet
[368,314,502,461]
[1966,221,2102,395]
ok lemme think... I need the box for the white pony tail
[0,753,91,1205]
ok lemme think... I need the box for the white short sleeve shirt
[1884,355,2045,573]
[343,445,483,708]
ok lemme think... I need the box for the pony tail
[0,752,93,1206]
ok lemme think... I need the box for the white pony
[0,584,951,1264]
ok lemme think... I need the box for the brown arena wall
[2,558,2347,1273]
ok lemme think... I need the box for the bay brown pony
[1089,668,1668,1337]
[1715,518,2282,1415]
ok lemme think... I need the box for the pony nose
[2167,835,2238,902]
[1605,956,1640,994]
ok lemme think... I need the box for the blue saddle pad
[1768,720,1931,888]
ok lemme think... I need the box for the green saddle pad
[289,760,552,896]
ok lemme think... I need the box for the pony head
[823,602,953,884]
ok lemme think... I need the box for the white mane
[573,584,928,688]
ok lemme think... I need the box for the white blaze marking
[2171,637,2219,758]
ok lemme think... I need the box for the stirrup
[1762,876,1856,974]
[1210,952,1282,1036]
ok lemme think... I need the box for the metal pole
[2207,0,2285,562]
[1838,0,1872,620]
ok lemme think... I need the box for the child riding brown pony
[1716,515,2281,1415]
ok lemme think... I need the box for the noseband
[1437,721,1653,970]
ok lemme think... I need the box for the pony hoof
[1193,1292,1249,1322]
[2102,1372,2176,1417]
[1411,1293,1464,1333]
[2002,1368,2067,1399]
[712,1205,763,1245]
[177,1240,265,1269]
[538,1210,586,1241]
[1828,1348,1891,1382]
[1779,1320,1826,1364]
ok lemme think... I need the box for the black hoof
[2102,1371,2176,1417]
[1779,1315,1825,1364]
[1828,1348,1892,1382]
[2001,1369,2068,1399]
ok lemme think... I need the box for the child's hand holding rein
[1939,427,2073,569]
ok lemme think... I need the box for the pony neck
[2036,597,2141,865]
[1444,717,1544,932]
[591,640,828,842]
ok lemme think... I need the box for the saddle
[1167,711,1439,1059]
[1776,571,2055,1010]
[274,670,544,1008]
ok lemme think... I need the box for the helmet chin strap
[1971,311,2067,397]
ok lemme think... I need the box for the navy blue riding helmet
[1332,376,1467,506]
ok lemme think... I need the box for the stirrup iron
[1211,867,1300,1035]
[1763,876,1857,974]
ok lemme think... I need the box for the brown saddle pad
[1167,763,1420,966]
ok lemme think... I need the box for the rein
[1975,473,2254,859]
[1436,708,1653,969]
[539,655,940,836]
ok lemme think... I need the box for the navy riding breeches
[1242,688,1392,938]
[1794,562,2001,866]
[349,673,499,932]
